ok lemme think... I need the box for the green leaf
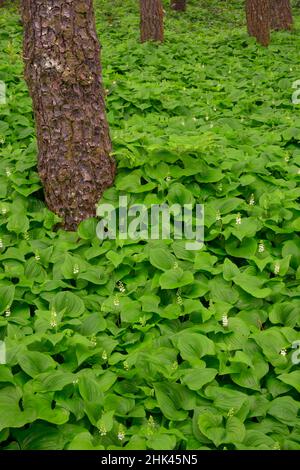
[182,368,218,391]
[18,351,56,377]
[159,268,194,289]
[0,285,15,314]
[51,291,85,318]
[149,248,175,271]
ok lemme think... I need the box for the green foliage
[0,0,299,451]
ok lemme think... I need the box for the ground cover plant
[0,0,300,450]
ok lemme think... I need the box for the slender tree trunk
[21,0,116,231]
[170,0,186,11]
[271,0,293,30]
[140,0,164,43]
[246,0,270,47]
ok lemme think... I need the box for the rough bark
[246,0,270,47]
[140,0,164,43]
[21,0,116,230]
[170,0,186,11]
[271,0,293,30]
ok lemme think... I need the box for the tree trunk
[140,0,164,43]
[246,0,270,47]
[170,0,186,11]
[271,0,293,30]
[21,0,116,231]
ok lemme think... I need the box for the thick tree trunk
[170,0,186,11]
[246,0,270,47]
[21,0,116,231]
[271,0,293,30]
[140,0,164,43]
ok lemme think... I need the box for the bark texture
[271,0,293,30]
[246,0,270,46]
[170,0,186,11]
[22,0,116,230]
[140,0,164,43]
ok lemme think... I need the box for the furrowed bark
[140,0,164,43]
[170,0,186,11]
[271,0,293,30]
[246,0,270,47]
[21,0,116,230]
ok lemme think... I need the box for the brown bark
[170,0,186,11]
[271,0,293,30]
[140,0,164,43]
[21,0,116,231]
[246,0,270,47]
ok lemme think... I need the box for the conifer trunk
[246,0,270,47]
[21,0,116,230]
[271,0,293,30]
[140,0,164,43]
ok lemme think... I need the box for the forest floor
[0,0,300,450]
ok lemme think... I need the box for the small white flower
[50,309,57,328]
[297,168,300,175]
[227,407,235,418]
[113,295,120,307]
[222,314,229,327]
[216,210,222,221]
[192,117,197,121]
[1,207,7,215]
[176,289,183,305]
[35,254,40,261]
[5,168,11,177]
[118,431,125,441]
[290,67,293,72]
[201,64,205,68]
[0,239,3,249]
[90,337,97,347]
[249,194,255,206]
[117,281,126,293]
[280,348,287,356]
[72,379,79,385]
[99,424,107,436]
[165,175,172,182]
[73,263,80,275]
[173,262,179,269]
[148,415,156,428]
[258,241,265,253]
[102,350,108,360]
[205,115,209,121]
[217,183,223,192]
[123,361,129,370]
[213,106,217,112]
[274,262,280,275]
[272,442,281,450]
[5,306,11,317]
[285,155,290,162]
[235,213,242,225]
[228,69,231,74]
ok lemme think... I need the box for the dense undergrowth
[0,0,300,450]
